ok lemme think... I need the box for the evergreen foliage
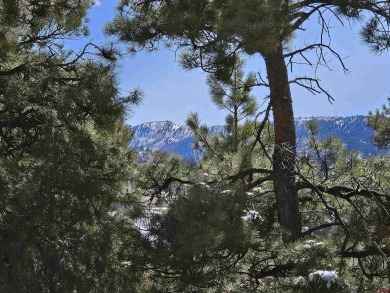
[0,1,144,291]
[187,59,261,162]
[1,1,389,292]
[368,97,390,149]
[136,126,390,292]
[127,96,390,292]
[108,0,390,240]
[130,62,390,292]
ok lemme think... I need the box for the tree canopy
[0,0,389,292]
[106,0,390,290]
[368,97,390,149]
[0,1,145,291]
[108,0,390,240]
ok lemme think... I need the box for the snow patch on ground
[302,239,325,249]
[242,210,262,221]
[309,270,338,288]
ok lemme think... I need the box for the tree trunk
[233,105,238,152]
[264,47,302,240]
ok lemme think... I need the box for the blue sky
[83,0,389,126]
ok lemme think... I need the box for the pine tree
[368,97,390,149]
[107,0,390,240]
[105,2,390,289]
[185,59,277,196]
[0,1,144,291]
[206,59,257,153]
[131,116,390,291]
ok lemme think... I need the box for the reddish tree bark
[264,47,302,240]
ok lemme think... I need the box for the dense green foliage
[108,0,390,241]
[0,1,144,291]
[129,60,390,292]
[368,97,390,149]
[136,119,390,292]
[1,1,389,292]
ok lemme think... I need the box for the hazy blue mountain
[130,116,386,160]
[294,116,387,156]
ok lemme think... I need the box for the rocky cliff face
[130,116,386,160]
[130,121,196,159]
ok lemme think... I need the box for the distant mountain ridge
[130,116,386,160]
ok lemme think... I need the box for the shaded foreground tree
[108,0,390,240]
[0,1,144,291]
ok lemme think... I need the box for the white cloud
[93,0,101,6]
